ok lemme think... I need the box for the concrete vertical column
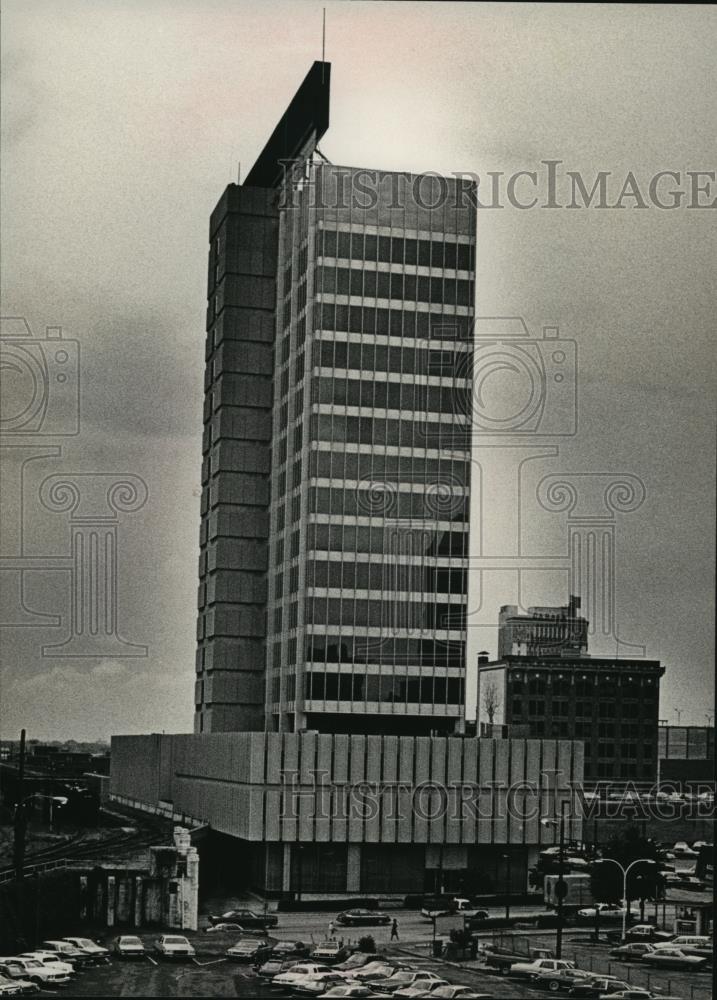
[134,877,144,927]
[282,843,292,893]
[346,844,361,893]
[184,848,199,931]
[106,875,116,927]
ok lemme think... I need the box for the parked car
[379,971,448,993]
[336,908,391,927]
[510,958,576,980]
[0,974,37,996]
[532,968,594,992]
[257,957,297,978]
[671,842,698,858]
[334,953,382,972]
[269,940,311,960]
[205,922,244,934]
[226,939,273,963]
[568,980,630,998]
[113,935,146,958]
[18,954,76,978]
[272,962,334,989]
[642,947,708,970]
[323,986,392,999]
[311,941,351,963]
[577,904,629,922]
[606,925,673,945]
[0,978,21,997]
[209,908,278,929]
[609,943,657,961]
[41,940,93,967]
[0,958,69,988]
[655,935,712,957]
[294,971,352,995]
[599,991,655,1000]
[428,988,494,1000]
[62,937,111,963]
[393,983,450,999]
[154,935,196,960]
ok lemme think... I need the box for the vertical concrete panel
[398,737,414,783]
[346,844,361,892]
[300,731,318,783]
[396,785,414,844]
[366,735,382,783]
[383,736,398,783]
[249,732,266,784]
[524,740,543,845]
[350,735,366,784]
[333,735,349,783]
[266,732,282,784]
[460,738,478,845]
[493,740,510,843]
[508,740,526,844]
[477,740,495,844]
[265,788,281,841]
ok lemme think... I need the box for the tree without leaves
[483,679,501,725]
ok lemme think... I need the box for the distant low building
[658,725,715,788]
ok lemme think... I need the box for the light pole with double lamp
[592,857,659,942]
[540,799,568,959]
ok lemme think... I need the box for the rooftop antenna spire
[322,8,326,78]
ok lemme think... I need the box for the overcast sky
[1,1,715,741]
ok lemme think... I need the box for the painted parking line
[145,955,158,965]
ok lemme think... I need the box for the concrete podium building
[111,62,583,896]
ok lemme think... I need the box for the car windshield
[23,961,41,968]
[122,938,142,946]
[73,939,95,948]
[164,937,188,944]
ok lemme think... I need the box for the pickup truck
[483,943,554,976]
[421,897,489,919]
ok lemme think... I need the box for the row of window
[308,598,466,631]
[313,375,471,416]
[309,486,469,522]
[317,229,475,272]
[510,676,658,696]
[318,303,472,341]
[307,560,468,594]
[309,450,471,485]
[317,267,473,307]
[514,700,651,719]
[584,763,656,779]
[315,338,469,378]
[308,523,469,557]
[305,671,465,705]
[306,635,465,668]
[311,413,470,450]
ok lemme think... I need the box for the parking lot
[13,920,711,999]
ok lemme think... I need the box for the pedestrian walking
[390,918,399,941]
[328,920,336,939]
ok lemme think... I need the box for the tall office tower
[267,164,476,735]
[196,62,477,736]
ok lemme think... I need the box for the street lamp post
[594,857,658,942]
[541,799,568,959]
[502,852,512,921]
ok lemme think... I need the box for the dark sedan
[336,909,391,927]
[208,908,278,929]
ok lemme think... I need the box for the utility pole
[556,800,567,959]
[14,729,27,880]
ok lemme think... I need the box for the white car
[671,841,698,857]
[653,935,712,957]
[205,922,244,934]
[62,937,111,963]
[378,970,447,991]
[0,978,21,996]
[393,983,450,998]
[509,958,576,979]
[113,935,146,958]
[19,953,76,977]
[294,972,352,995]
[642,947,708,970]
[577,903,627,921]
[154,935,196,959]
[40,940,91,967]
[0,958,69,987]
[272,962,335,988]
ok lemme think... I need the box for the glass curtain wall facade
[266,164,477,734]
